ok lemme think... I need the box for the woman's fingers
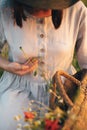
[15,61,38,75]
[15,63,38,76]
[25,57,38,65]
[7,62,29,71]
[6,57,38,76]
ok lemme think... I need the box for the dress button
[40,34,44,38]
[39,61,45,66]
[39,19,44,24]
[40,48,45,52]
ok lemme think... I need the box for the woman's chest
[4,16,74,62]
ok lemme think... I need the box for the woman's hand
[7,57,38,76]
[0,56,38,76]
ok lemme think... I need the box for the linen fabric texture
[0,1,87,130]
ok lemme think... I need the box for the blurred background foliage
[83,0,87,6]
[72,52,80,71]
[0,43,9,77]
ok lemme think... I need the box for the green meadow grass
[72,52,80,72]
[83,0,87,6]
[0,43,8,77]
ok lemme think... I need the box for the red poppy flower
[24,112,35,119]
[45,119,61,130]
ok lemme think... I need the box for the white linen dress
[0,1,87,130]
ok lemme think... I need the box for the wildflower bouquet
[14,100,67,130]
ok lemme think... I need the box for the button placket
[36,18,47,78]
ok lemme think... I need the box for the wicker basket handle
[52,70,81,108]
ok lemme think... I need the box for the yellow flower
[34,120,41,127]
[14,115,22,121]
[45,112,54,119]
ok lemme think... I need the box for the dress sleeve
[75,7,87,69]
[0,10,6,48]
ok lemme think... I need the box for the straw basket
[50,69,87,130]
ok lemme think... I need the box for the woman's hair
[13,2,63,29]
[52,10,63,29]
[13,2,27,27]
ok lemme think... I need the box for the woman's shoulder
[0,7,13,20]
[0,7,14,32]
[0,9,7,45]
[72,1,87,13]
[64,1,86,13]
[74,1,87,21]
[64,1,87,20]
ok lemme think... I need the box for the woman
[0,0,87,129]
